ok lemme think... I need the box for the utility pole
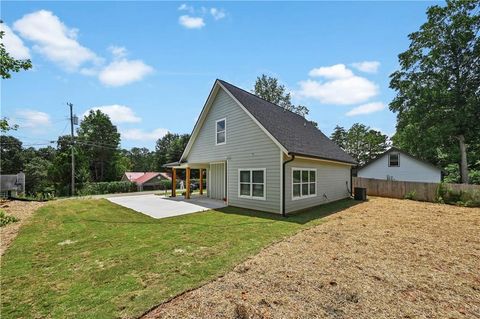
[67,103,75,196]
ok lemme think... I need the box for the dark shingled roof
[218,80,357,164]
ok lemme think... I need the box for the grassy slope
[1,198,355,318]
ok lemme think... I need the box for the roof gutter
[282,153,295,217]
[289,152,357,166]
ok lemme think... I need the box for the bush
[158,180,172,190]
[404,190,416,200]
[77,181,137,196]
[469,169,480,185]
[0,210,19,227]
[436,183,480,207]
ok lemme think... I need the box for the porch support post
[186,167,191,199]
[172,168,176,197]
[199,168,203,195]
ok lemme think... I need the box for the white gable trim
[180,83,221,162]
[217,81,288,154]
[181,81,288,161]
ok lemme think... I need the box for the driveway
[107,194,226,219]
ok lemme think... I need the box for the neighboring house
[357,147,442,183]
[167,79,356,215]
[122,172,172,191]
[0,172,25,197]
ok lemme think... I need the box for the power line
[0,142,54,147]
[75,141,119,150]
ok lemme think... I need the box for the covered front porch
[164,161,227,201]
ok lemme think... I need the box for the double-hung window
[292,168,316,199]
[215,118,226,145]
[238,169,266,200]
[389,153,399,167]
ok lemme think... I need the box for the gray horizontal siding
[187,89,281,213]
[358,152,441,183]
[285,157,351,213]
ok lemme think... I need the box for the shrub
[404,190,416,200]
[436,183,480,207]
[0,210,19,227]
[77,181,137,196]
[158,180,172,190]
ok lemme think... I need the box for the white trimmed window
[238,169,266,200]
[389,153,399,167]
[292,168,316,199]
[215,118,226,145]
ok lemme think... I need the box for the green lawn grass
[1,198,356,318]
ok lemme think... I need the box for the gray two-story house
[168,79,356,215]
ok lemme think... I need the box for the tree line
[0,112,190,196]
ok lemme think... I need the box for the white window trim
[291,167,317,201]
[238,168,266,201]
[388,153,400,167]
[215,118,226,146]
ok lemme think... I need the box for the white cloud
[122,128,169,141]
[210,8,226,20]
[15,109,51,130]
[179,15,205,29]
[77,46,152,86]
[346,102,385,116]
[83,105,141,123]
[297,64,379,105]
[297,77,378,105]
[13,10,100,71]
[98,59,153,87]
[108,45,127,59]
[178,3,194,13]
[0,23,31,59]
[309,64,353,79]
[352,61,380,73]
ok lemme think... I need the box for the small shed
[0,172,26,197]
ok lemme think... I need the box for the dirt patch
[143,197,480,319]
[1,200,45,255]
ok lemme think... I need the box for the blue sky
[1,1,439,150]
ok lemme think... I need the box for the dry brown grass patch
[144,197,480,319]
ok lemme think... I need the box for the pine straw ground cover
[145,197,480,319]
[0,200,45,255]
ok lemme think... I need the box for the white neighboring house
[357,148,442,183]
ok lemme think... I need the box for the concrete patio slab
[107,194,226,219]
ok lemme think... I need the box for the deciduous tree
[389,0,480,183]
[330,123,390,165]
[253,74,317,125]
[0,136,23,174]
[0,20,32,79]
[155,133,190,170]
[77,110,121,182]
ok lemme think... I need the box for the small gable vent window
[389,153,400,167]
[216,118,226,145]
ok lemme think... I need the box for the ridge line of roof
[217,79,318,126]
[217,79,356,165]
[358,147,442,171]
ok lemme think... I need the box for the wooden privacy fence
[352,177,480,202]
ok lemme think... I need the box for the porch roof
[163,161,210,169]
